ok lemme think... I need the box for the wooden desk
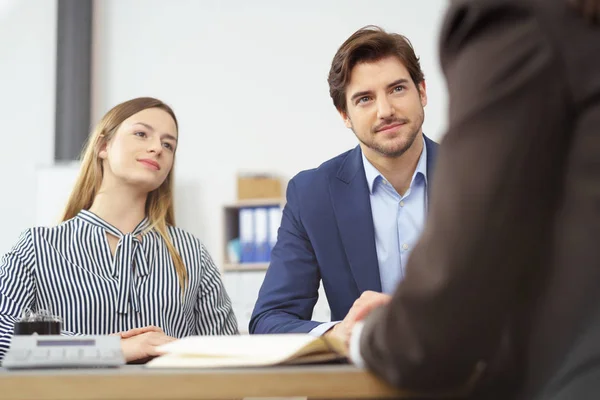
[0,364,412,400]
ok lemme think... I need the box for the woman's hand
[114,325,165,339]
[120,331,176,363]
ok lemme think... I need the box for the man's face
[340,56,427,159]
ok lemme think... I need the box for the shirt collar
[361,137,428,195]
[77,209,150,238]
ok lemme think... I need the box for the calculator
[2,335,125,369]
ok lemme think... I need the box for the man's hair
[328,25,425,113]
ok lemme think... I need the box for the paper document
[146,334,347,368]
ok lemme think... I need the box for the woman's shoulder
[165,226,205,250]
[28,216,82,238]
[163,226,219,272]
[5,218,81,255]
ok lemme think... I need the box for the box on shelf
[237,174,282,200]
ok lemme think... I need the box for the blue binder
[267,206,282,261]
[239,207,255,263]
[254,207,270,262]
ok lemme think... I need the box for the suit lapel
[424,135,438,198]
[329,146,382,293]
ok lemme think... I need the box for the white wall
[92,0,449,265]
[0,0,56,253]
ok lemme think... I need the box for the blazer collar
[330,146,382,293]
[329,135,438,294]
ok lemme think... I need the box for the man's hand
[114,325,165,339]
[120,331,176,363]
[325,291,391,348]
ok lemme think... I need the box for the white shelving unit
[220,197,331,332]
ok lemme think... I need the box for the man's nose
[376,97,395,119]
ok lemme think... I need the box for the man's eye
[358,96,371,104]
[393,86,405,92]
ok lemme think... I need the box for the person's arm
[0,230,36,361]
[249,178,325,334]
[359,2,571,390]
[0,230,81,357]
[309,321,340,336]
[196,242,239,335]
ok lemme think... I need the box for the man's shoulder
[291,147,357,189]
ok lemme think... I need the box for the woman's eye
[134,131,146,138]
[163,142,174,151]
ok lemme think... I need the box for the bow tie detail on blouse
[78,210,150,314]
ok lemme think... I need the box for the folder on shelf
[239,207,255,263]
[146,334,347,368]
[268,206,282,255]
[254,207,270,262]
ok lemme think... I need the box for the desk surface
[0,364,412,400]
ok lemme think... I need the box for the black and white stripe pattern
[0,210,238,361]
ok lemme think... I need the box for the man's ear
[418,80,428,108]
[339,109,353,129]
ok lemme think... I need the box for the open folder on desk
[146,334,347,368]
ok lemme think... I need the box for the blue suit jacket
[249,136,438,334]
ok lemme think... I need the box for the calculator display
[36,339,96,347]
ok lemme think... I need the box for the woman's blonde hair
[61,97,187,293]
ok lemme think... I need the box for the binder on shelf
[239,207,255,263]
[268,206,282,255]
[254,207,270,262]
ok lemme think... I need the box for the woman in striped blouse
[0,97,238,363]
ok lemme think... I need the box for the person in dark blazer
[250,27,439,340]
[347,1,600,399]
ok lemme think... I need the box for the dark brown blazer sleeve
[359,1,573,391]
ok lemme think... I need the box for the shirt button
[402,243,409,251]
[382,180,389,185]
[400,201,405,207]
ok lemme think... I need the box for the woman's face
[99,107,178,193]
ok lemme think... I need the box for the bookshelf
[220,195,331,331]
[222,197,285,272]
[223,262,270,272]
[224,197,284,208]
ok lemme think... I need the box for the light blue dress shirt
[362,140,428,294]
[310,139,428,336]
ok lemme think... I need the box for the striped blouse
[0,210,238,361]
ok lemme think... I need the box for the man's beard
[356,109,424,158]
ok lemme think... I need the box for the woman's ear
[97,135,108,160]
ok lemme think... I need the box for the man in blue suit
[250,26,438,342]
